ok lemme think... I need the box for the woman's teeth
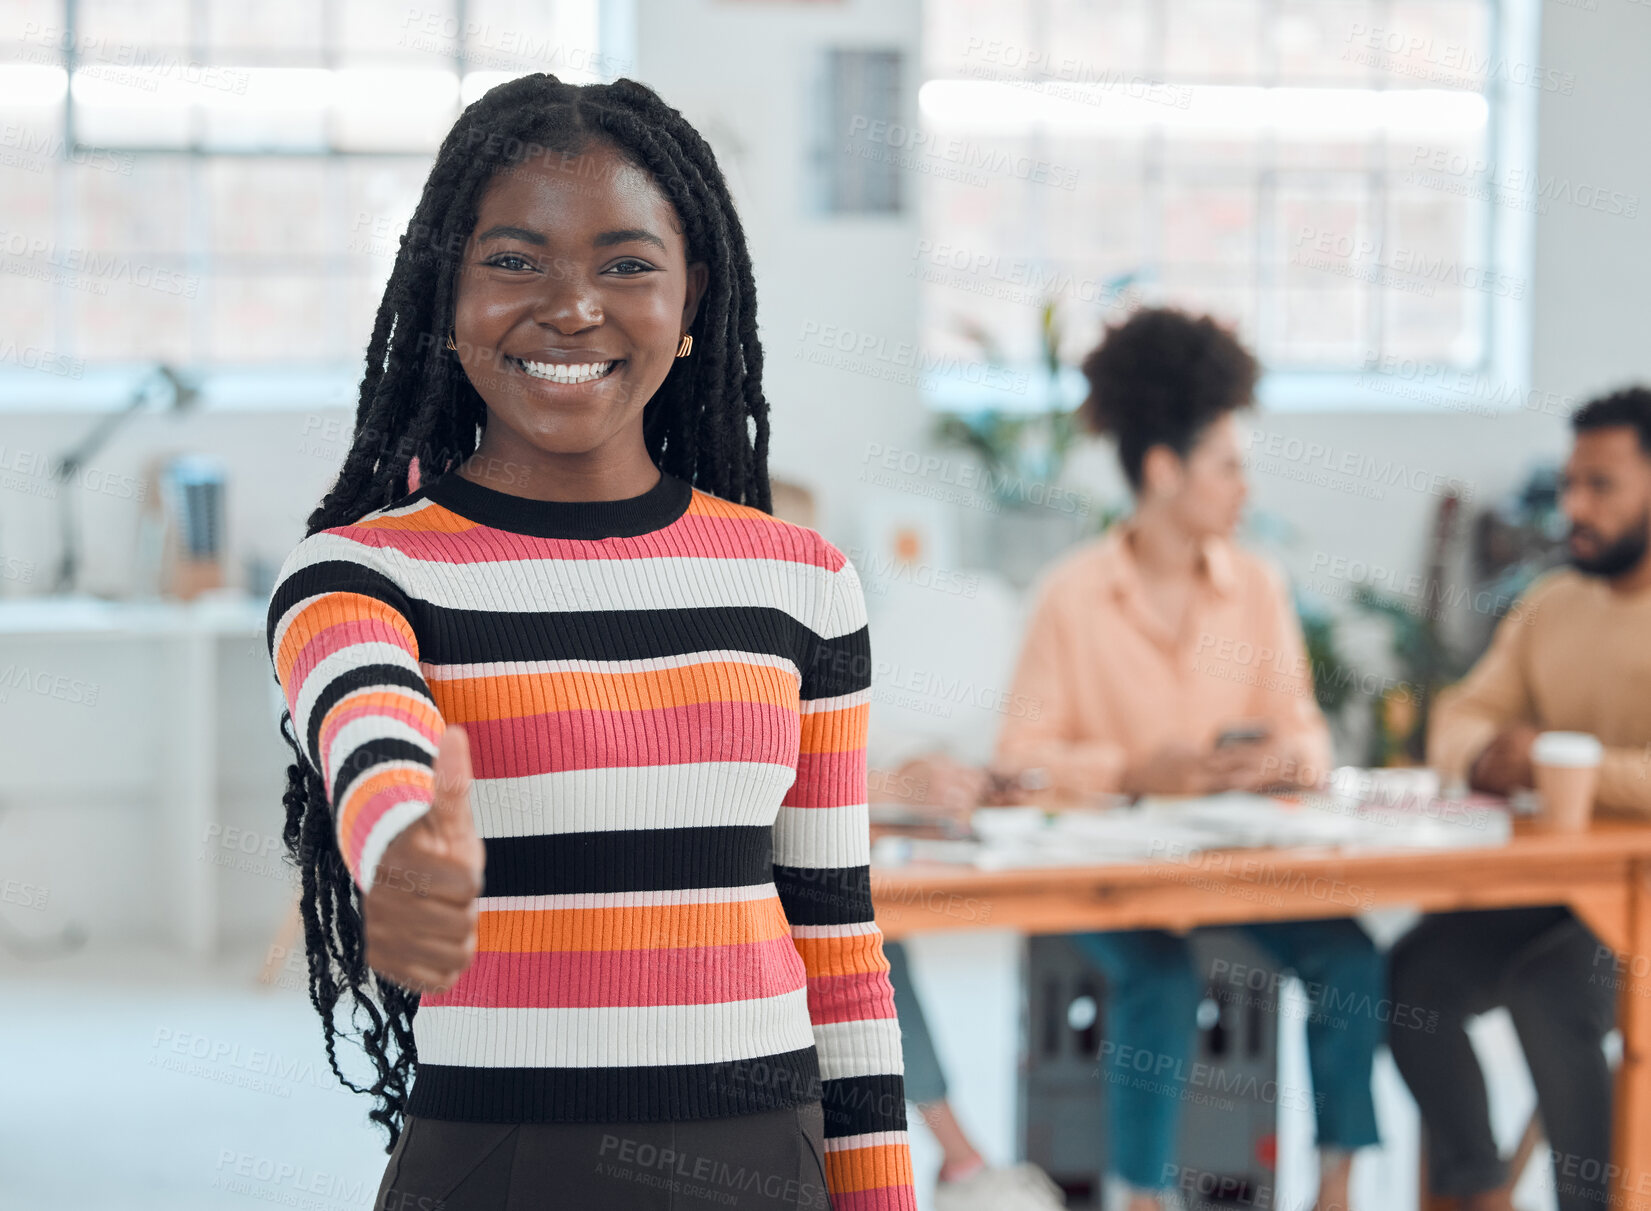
[516,358,615,384]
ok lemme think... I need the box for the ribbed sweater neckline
[420,465,693,540]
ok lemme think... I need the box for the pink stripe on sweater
[425,935,808,1008]
[339,769,434,868]
[333,513,842,569]
[830,1185,919,1211]
[463,699,800,778]
[318,698,440,772]
[290,615,413,693]
[806,970,898,1024]
[783,749,866,808]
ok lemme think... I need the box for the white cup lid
[1531,730,1603,767]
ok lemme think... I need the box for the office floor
[0,940,393,1211]
[1,933,1555,1211]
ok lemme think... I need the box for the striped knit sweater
[266,466,917,1210]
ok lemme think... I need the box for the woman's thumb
[428,724,477,843]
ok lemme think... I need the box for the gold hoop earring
[446,329,458,351]
[675,333,693,358]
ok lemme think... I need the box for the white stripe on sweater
[472,762,797,838]
[414,988,818,1067]
[280,530,860,636]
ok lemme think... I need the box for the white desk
[0,595,272,958]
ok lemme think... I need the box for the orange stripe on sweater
[317,688,444,756]
[825,1144,915,1193]
[790,930,891,978]
[348,503,479,534]
[276,592,418,685]
[477,896,794,952]
[337,762,434,854]
[798,701,869,753]
[435,659,800,720]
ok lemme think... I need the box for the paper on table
[870,781,1510,870]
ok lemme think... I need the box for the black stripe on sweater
[330,736,436,812]
[479,825,775,897]
[772,863,874,926]
[406,601,820,673]
[799,621,872,701]
[266,558,419,663]
[303,663,435,777]
[405,1048,825,1123]
[821,1073,910,1138]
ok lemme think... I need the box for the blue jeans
[1071,919,1384,1191]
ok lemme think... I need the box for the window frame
[913,0,1539,415]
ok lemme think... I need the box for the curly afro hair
[1078,306,1259,492]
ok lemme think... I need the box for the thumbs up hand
[363,724,487,997]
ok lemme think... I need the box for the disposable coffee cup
[1530,731,1603,834]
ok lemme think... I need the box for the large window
[0,0,613,403]
[919,0,1532,408]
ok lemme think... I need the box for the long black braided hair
[275,73,773,1152]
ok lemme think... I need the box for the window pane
[924,0,1033,78]
[72,269,194,362]
[1268,186,1373,364]
[1273,1,1379,83]
[205,159,328,258]
[1044,0,1152,76]
[340,0,455,59]
[1382,189,1485,363]
[207,273,329,364]
[921,0,1495,386]
[74,158,191,255]
[1,0,65,58]
[465,0,611,79]
[1165,0,1261,78]
[203,0,325,54]
[0,156,59,353]
[78,0,190,49]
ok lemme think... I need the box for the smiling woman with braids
[265,74,916,1210]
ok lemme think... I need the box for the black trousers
[374,1100,833,1210]
[1388,906,1617,1211]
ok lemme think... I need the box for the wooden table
[869,812,1651,1207]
